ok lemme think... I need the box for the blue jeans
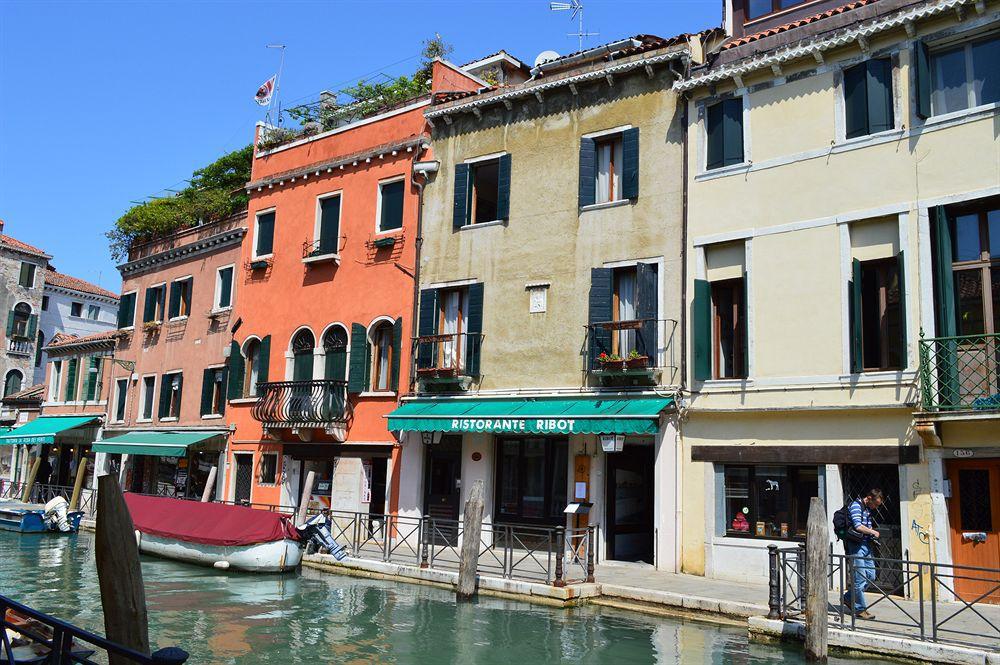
[844,541,875,612]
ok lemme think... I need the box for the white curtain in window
[617,271,636,354]
[596,143,611,204]
[248,346,260,396]
[376,328,391,390]
[441,291,460,369]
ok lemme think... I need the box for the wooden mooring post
[69,456,89,510]
[296,470,316,526]
[20,455,40,503]
[456,479,484,601]
[200,466,217,502]
[804,496,829,662]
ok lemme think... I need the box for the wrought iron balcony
[7,338,32,356]
[919,333,1000,412]
[251,380,350,427]
[584,318,678,385]
[413,332,483,383]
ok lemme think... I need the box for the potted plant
[143,320,162,333]
[597,352,624,371]
[625,349,649,369]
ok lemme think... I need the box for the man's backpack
[832,504,851,541]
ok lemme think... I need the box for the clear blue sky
[0,0,719,292]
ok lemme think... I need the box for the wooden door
[233,455,253,505]
[947,460,1000,604]
[606,443,655,563]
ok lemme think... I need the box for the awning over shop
[387,396,674,436]
[0,416,99,446]
[93,431,226,458]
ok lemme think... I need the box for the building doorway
[947,459,1000,604]
[842,464,903,594]
[606,442,655,563]
[424,436,462,544]
[233,454,253,505]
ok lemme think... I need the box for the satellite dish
[534,50,561,67]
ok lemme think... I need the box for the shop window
[723,465,819,540]
[259,453,278,485]
[495,437,567,525]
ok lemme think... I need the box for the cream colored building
[388,38,697,570]
[678,0,999,590]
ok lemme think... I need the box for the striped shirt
[848,499,872,536]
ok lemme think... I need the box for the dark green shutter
[118,292,135,328]
[897,251,907,368]
[182,278,192,315]
[6,311,14,337]
[844,62,868,139]
[416,289,438,369]
[218,368,228,415]
[578,137,596,207]
[850,259,863,373]
[26,314,37,338]
[722,98,744,166]
[168,281,181,319]
[621,127,639,200]
[218,268,233,308]
[588,268,613,368]
[159,375,171,418]
[19,263,29,287]
[319,196,341,253]
[64,358,78,401]
[143,288,155,322]
[706,103,724,170]
[380,181,404,232]
[496,154,511,221]
[636,262,658,359]
[175,374,184,417]
[914,40,931,119]
[256,212,274,256]
[201,368,214,416]
[741,273,749,378]
[227,341,244,400]
[465,283,484,378]
[867,59,894,134]
[932,206,956,337]
[84,357,97,401]
[293,348,313,381]
[453,164,469,230]
[348,323,368,393]
[257,335,271,384]
[693,280,712,381]
[390,317,403,392]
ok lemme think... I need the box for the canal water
[1,531,875,664]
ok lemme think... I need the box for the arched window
[243,339,261,397]
[370,321,394,392]
[322,327,348,381]
[9,302,31,338]
[4,370,23,397]
[291,330,315,382]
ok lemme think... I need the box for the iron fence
[412,332,483,380]
[0,481,96,516]
[769,544,1000,650]
[251,379,350,426]
[583,318,678,384]
[1,593,187,664]
[918,332,1000,411]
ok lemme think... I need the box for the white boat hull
[135,531,302,572]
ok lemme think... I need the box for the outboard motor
[42,496,71,532]
[298,512,347,561]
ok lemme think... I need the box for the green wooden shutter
[218,367,228,415]
[227,341,244,400]
[722,98,744,166]
[380,181,405,232]
[256,212,275,255]
[897,250,907,368]
[158,375,171,418]
[741,273,749,379]
[932,206,956,337]
[844,62,869,139]
[621,127,639,200]
[6,311,14,337]
[390,317,403,392]
[867,59,894,134]
[465,284,484,378]
[83,357,97,401]
[64,358,78,401]
[257,335,271,384]
[200,368,214,416]
[175,374,184,417]
[578,137,597,207]
[453,164,470,230]
[143,288,155,322]
[218,268,233,309]
[850,259,863,373]
[293,349,313,381]
[117,293,133,328]
[588,268,613,368]
[914,40,931,119]
[496,154,512,221]
[182,278,192,315]
[636,262,658,359]
[26,314,37,338]
[706,103,724,170]
[348,323,368,393]
[168,281,181,319]
[318,196,341,254]
[693,280,712,381]
[416,289,438,369]
[19,263,29,287]
[117,293,126,328]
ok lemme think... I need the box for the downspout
[409,150,429,396]
[676,70,692,576]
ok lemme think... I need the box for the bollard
[420,515,430,569]
[586,525,596,583]
[767,544,782,619]
[798,542,807,610]
[553,526,566,587]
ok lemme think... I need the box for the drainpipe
[409,151,438,395]
[679,91,690,395]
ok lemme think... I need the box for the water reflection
[1,531,876,664]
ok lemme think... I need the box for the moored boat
[123,494,302,573]
[0,498,84,534]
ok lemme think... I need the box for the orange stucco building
[225,62,482,515]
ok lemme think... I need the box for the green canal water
[1,531,876,664]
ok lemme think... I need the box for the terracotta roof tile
[2,383,45,402]
[44,270,119,300]
[0,234,49,258]
[45,329,121,350]
[722,0,875,50]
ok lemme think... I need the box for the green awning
[387,396,674,436]
[0,416,99,446]
[92,431,225,458]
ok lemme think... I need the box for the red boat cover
[123,494,299,547]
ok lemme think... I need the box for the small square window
[378,180,405,233]
[18,263,36,288]
[259,453,278,484]
[706,98,744,170]
[255,211,275,257]
[87,304,100,320]
[70,302,83,317]
[41,296,49,311]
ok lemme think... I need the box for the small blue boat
[0,502,84,534]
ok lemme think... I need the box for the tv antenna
[549,1,598,51]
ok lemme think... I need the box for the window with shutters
[3,370,23,397]
[83,355,103,401]
[10,302,31,338]
[64,357,79,402]
[712,279,746,379]
[214,266,234,311]
[705,98,745,171]
[322,326,349,380]
[203,367,226,416]
[143,284,166,323]
[455,154,512,228]
[18,263,36,288]
[254,210,276,259]
[259,453,279,485]
[243,339,261,397]
[70,301,83,318]
[929,35,999,116]
[437,288,466,372]
[377,178,405,233]
[160,372,183,420]
[612,267,639,356]
[313,193,342,256]
[370,321,395,392]
[843,58,895,139]
[168,277,193,320]
[139,375,156,421]
[113,378,128,423]
[579,129,638,208]
[595,135,624,204]
[118,292,136,329]
[48,362,62,402]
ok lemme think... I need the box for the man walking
[843,488,883,619]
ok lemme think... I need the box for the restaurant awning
[386,396,674,436]
[93,431,226,458]
[0,416,100,446]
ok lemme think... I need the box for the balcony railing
[413,332,483,381]
[7,338,32,356]
[584,318,678,384]
[919,332,1000,411]
[251,380,350,427]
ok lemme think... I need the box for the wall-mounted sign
[471,452,482,462]
[448,418,579,434]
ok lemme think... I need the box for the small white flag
[254,75,276,106]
